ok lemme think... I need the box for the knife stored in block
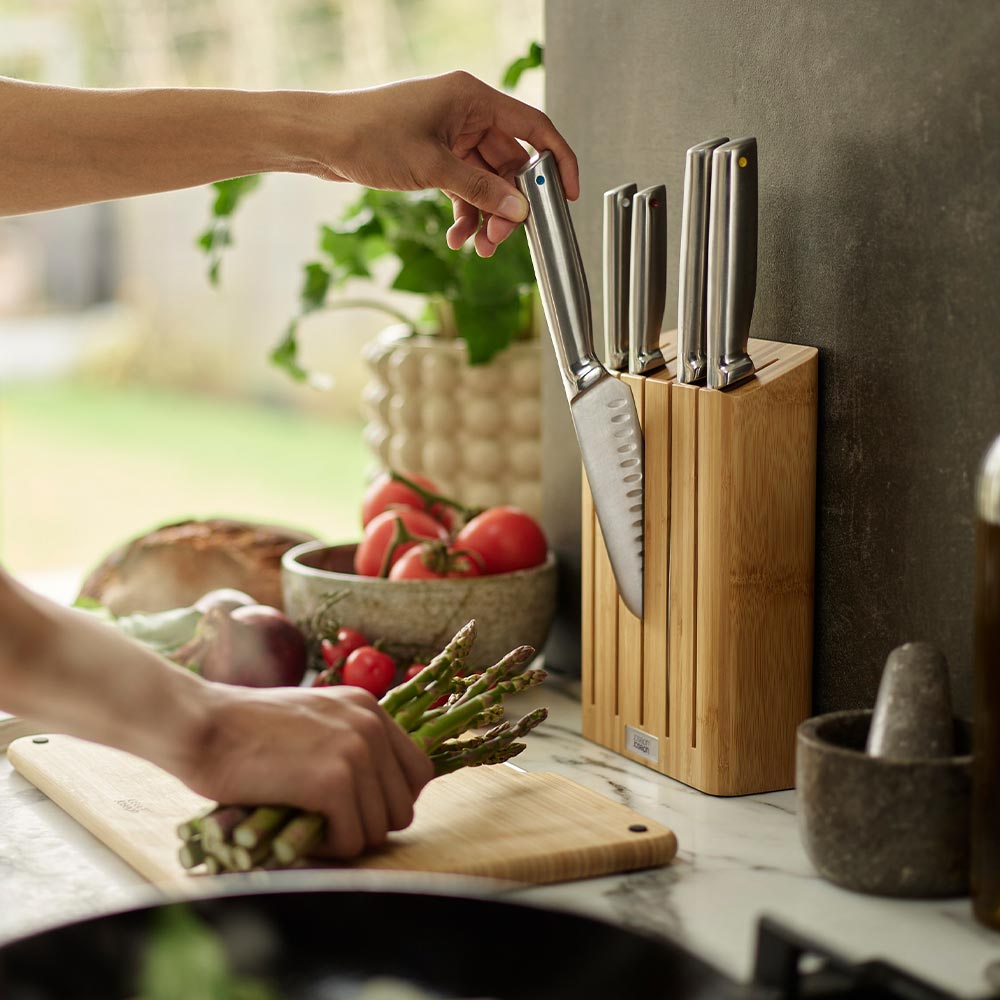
[515,151,644,618]
[603,183,636,372]
[706,136,758,390]
[677,136,728,385]
[628,184,668,376]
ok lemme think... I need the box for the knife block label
[624,725,659,764]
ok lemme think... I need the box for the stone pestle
[866,642,954,760]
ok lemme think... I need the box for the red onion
[193,588,256,616]
[178,604,307,688]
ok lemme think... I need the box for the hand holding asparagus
[177,620,547,872]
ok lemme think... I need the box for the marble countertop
[2,674,997,997]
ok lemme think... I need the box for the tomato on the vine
[312,667,337,687]
[388,543,483,581]
[341,646,396,698]
[454,506,548,574]
[353,508,448,577]
[361,471,454,529]
[320,627,368,667]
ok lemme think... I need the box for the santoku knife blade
[515,151,644,618]
[677,136,729,384]
[628,184,668,376]
[706,136,758,390]
[603,183,636,372]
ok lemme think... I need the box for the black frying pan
[0,872,746,999]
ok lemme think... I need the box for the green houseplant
[198,45,547,512]
[197,42,545,379]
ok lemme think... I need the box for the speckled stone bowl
[796,710,973,898]
[282,540,557,668]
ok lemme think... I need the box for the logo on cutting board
[115,798,150,814]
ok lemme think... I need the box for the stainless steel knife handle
[707,136,758,390]
[677,136,729,384]
[515,151,604,401]
[628,184,668,375]
[603,183,636,372]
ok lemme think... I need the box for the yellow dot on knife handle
[738,156,748,168]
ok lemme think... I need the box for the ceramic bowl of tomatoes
[281,539,556,670]
[282,472,558,668]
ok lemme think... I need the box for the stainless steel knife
[602,183,636,372]
[515,151,644,618]
[677,136,729,384]
[628,184,668,376]
[706,136,758,390]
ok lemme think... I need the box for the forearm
[0,78,340,216]
[0,567,212,776]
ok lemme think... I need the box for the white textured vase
[361,326,542,517]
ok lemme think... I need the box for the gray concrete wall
[541,0,1000,716]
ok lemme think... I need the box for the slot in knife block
[581,332,818,795]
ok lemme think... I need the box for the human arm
[0,567,432,859]
[0,71,578,256]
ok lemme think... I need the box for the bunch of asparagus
[176,619,547,873]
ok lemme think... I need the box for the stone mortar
[796,709,972,898]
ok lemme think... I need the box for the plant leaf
[270,321,309,383]
[210,174,262,218]
[452,296,520,365]
[501,41,544,90]
[392,240,457,295]
[320,226,374,281]
[197,176,262,286]
[299,262,331,314]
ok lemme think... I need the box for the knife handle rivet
[32,736,48,744]
[738,156,748,168]
[535,175,545,185]
[628,823,648,833]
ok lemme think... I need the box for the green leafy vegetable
[114,606,204,655]
[139,904,276,1000]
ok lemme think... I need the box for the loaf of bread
[78,518,318,615]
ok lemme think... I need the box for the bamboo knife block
[581,332,818,795]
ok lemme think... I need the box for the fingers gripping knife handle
[514,152,604,401]
[515,151,645,619]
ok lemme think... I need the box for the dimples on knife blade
[514,151,644,618]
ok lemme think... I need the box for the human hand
[318,71,579,257]
[180,682,434,860]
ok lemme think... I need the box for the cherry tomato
[361,471,454,529]
[320,627,368,667]
[403,662,426,681]
[454,506,548,575]
[341,646,396,698]
[388,544,483,581]
[353,508,449,577]
[402,661,458,707]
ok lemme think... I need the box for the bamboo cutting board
[7,734,677,891]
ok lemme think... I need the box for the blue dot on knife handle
[536,176,545,185]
